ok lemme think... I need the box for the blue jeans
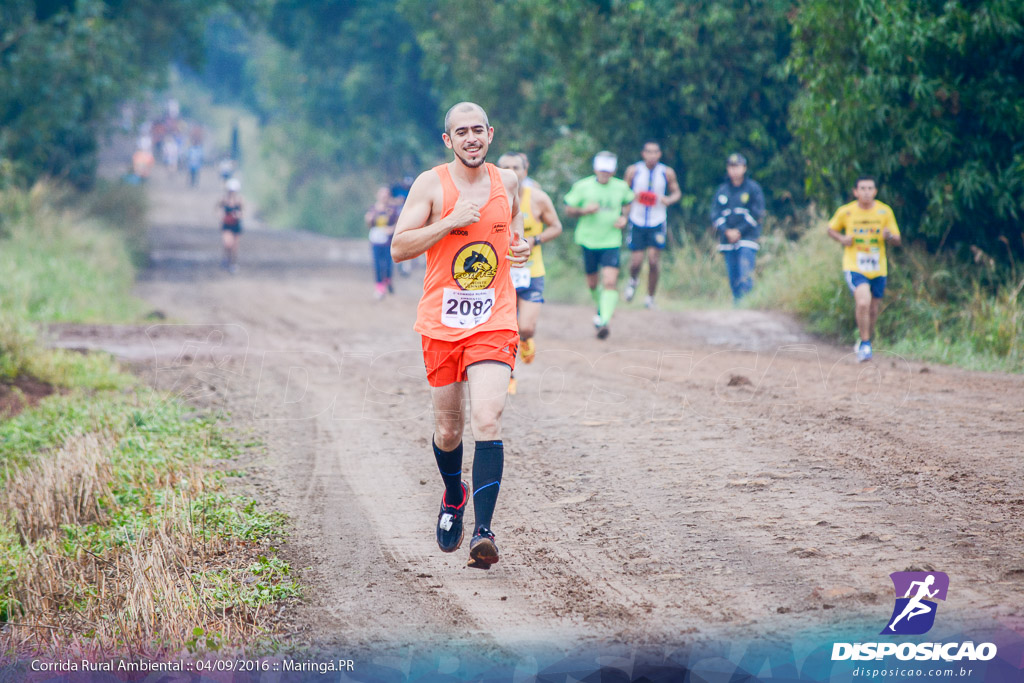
[371,243,393,283]
[723,246,757,300]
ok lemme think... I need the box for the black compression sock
[472,440,504,531]
[432,439,465,506]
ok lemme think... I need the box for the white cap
[593,153,617,174]
[226,178,241,192]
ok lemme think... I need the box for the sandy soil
[50,164,1024,663]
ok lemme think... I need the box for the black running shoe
[596,324,610,340]
[467,526,499,569]
[436,481,467,553]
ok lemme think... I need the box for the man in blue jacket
[711,153,765,302]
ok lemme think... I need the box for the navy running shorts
[582,247,621,275]
[845,271,886,298]
[516,275,545,303]
[628,223,667,251]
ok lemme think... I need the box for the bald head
[444,102,489,135]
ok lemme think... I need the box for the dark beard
[455,149,486,168]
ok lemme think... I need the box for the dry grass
[1,430,285,657]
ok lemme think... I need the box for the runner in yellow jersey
[827,175,902,362]
[498,153,562,394]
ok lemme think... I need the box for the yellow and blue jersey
[829,200,900,277]
[522,186,546,278]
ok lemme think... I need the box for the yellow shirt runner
[828,200,900,277]
[521,186,546,279]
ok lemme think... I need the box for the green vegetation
[0,183,298,654]
[0,182,146,384]
[0,183,145,325]
[1,1,1020,375]
[748,224,1024,372]
[0,0,259,188]
[407,0,802,229]
[0,385,301,653]
[790,0,1024,258]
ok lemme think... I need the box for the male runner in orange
[392,102,530,569]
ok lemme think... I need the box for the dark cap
[727,153,747,166]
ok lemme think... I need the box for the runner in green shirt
[564,151,634,339]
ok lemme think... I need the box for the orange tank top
[414,163,518,341]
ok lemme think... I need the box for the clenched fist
[448,196,481,228]
[508,235,531,266]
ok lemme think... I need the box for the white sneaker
[624,278,637,302]
[856,341,873,363]
[593,314,603,329]
[644,295,656,310]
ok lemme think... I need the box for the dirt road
[54,167,1024,664]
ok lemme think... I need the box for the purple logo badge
[881,571,949,635]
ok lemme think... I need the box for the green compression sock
[599,288,618,324]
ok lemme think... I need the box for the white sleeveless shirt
[628,162,668,228]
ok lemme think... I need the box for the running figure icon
[888,574,938,631]
[881,571,949,635]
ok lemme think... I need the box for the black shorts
[222,222,242,234]
[628,223,667,251]
[581,246,620,275]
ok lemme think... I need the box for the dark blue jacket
[710,178,766,247]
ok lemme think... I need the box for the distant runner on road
[131,146,154,184]
[187,143,203,188]
[498,152,562,395]
[365,186,398,299]
[391,102,530,569]
[623,141,681,309]
[827,175,901,363]
[219,158,235,185]
[217,178,244,274]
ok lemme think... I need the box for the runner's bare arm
[391,172,479,262]
[533,189,563,246]
[883,227,902,247]
[662,167,682,206]
[827,227,853,247]
[502,168,530,266]
[623,164,637,191]
[615,201,631,230]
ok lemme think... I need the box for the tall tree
[520,0,802,224]
[789,0,1024,258]
[404,0,801,228]
[260,0,439,175]
[399,0,568,162]
[0,0,259,187]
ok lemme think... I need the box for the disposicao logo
[881,571,948,635]
[831,571,998,662]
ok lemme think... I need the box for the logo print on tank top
[452,241,498,290]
